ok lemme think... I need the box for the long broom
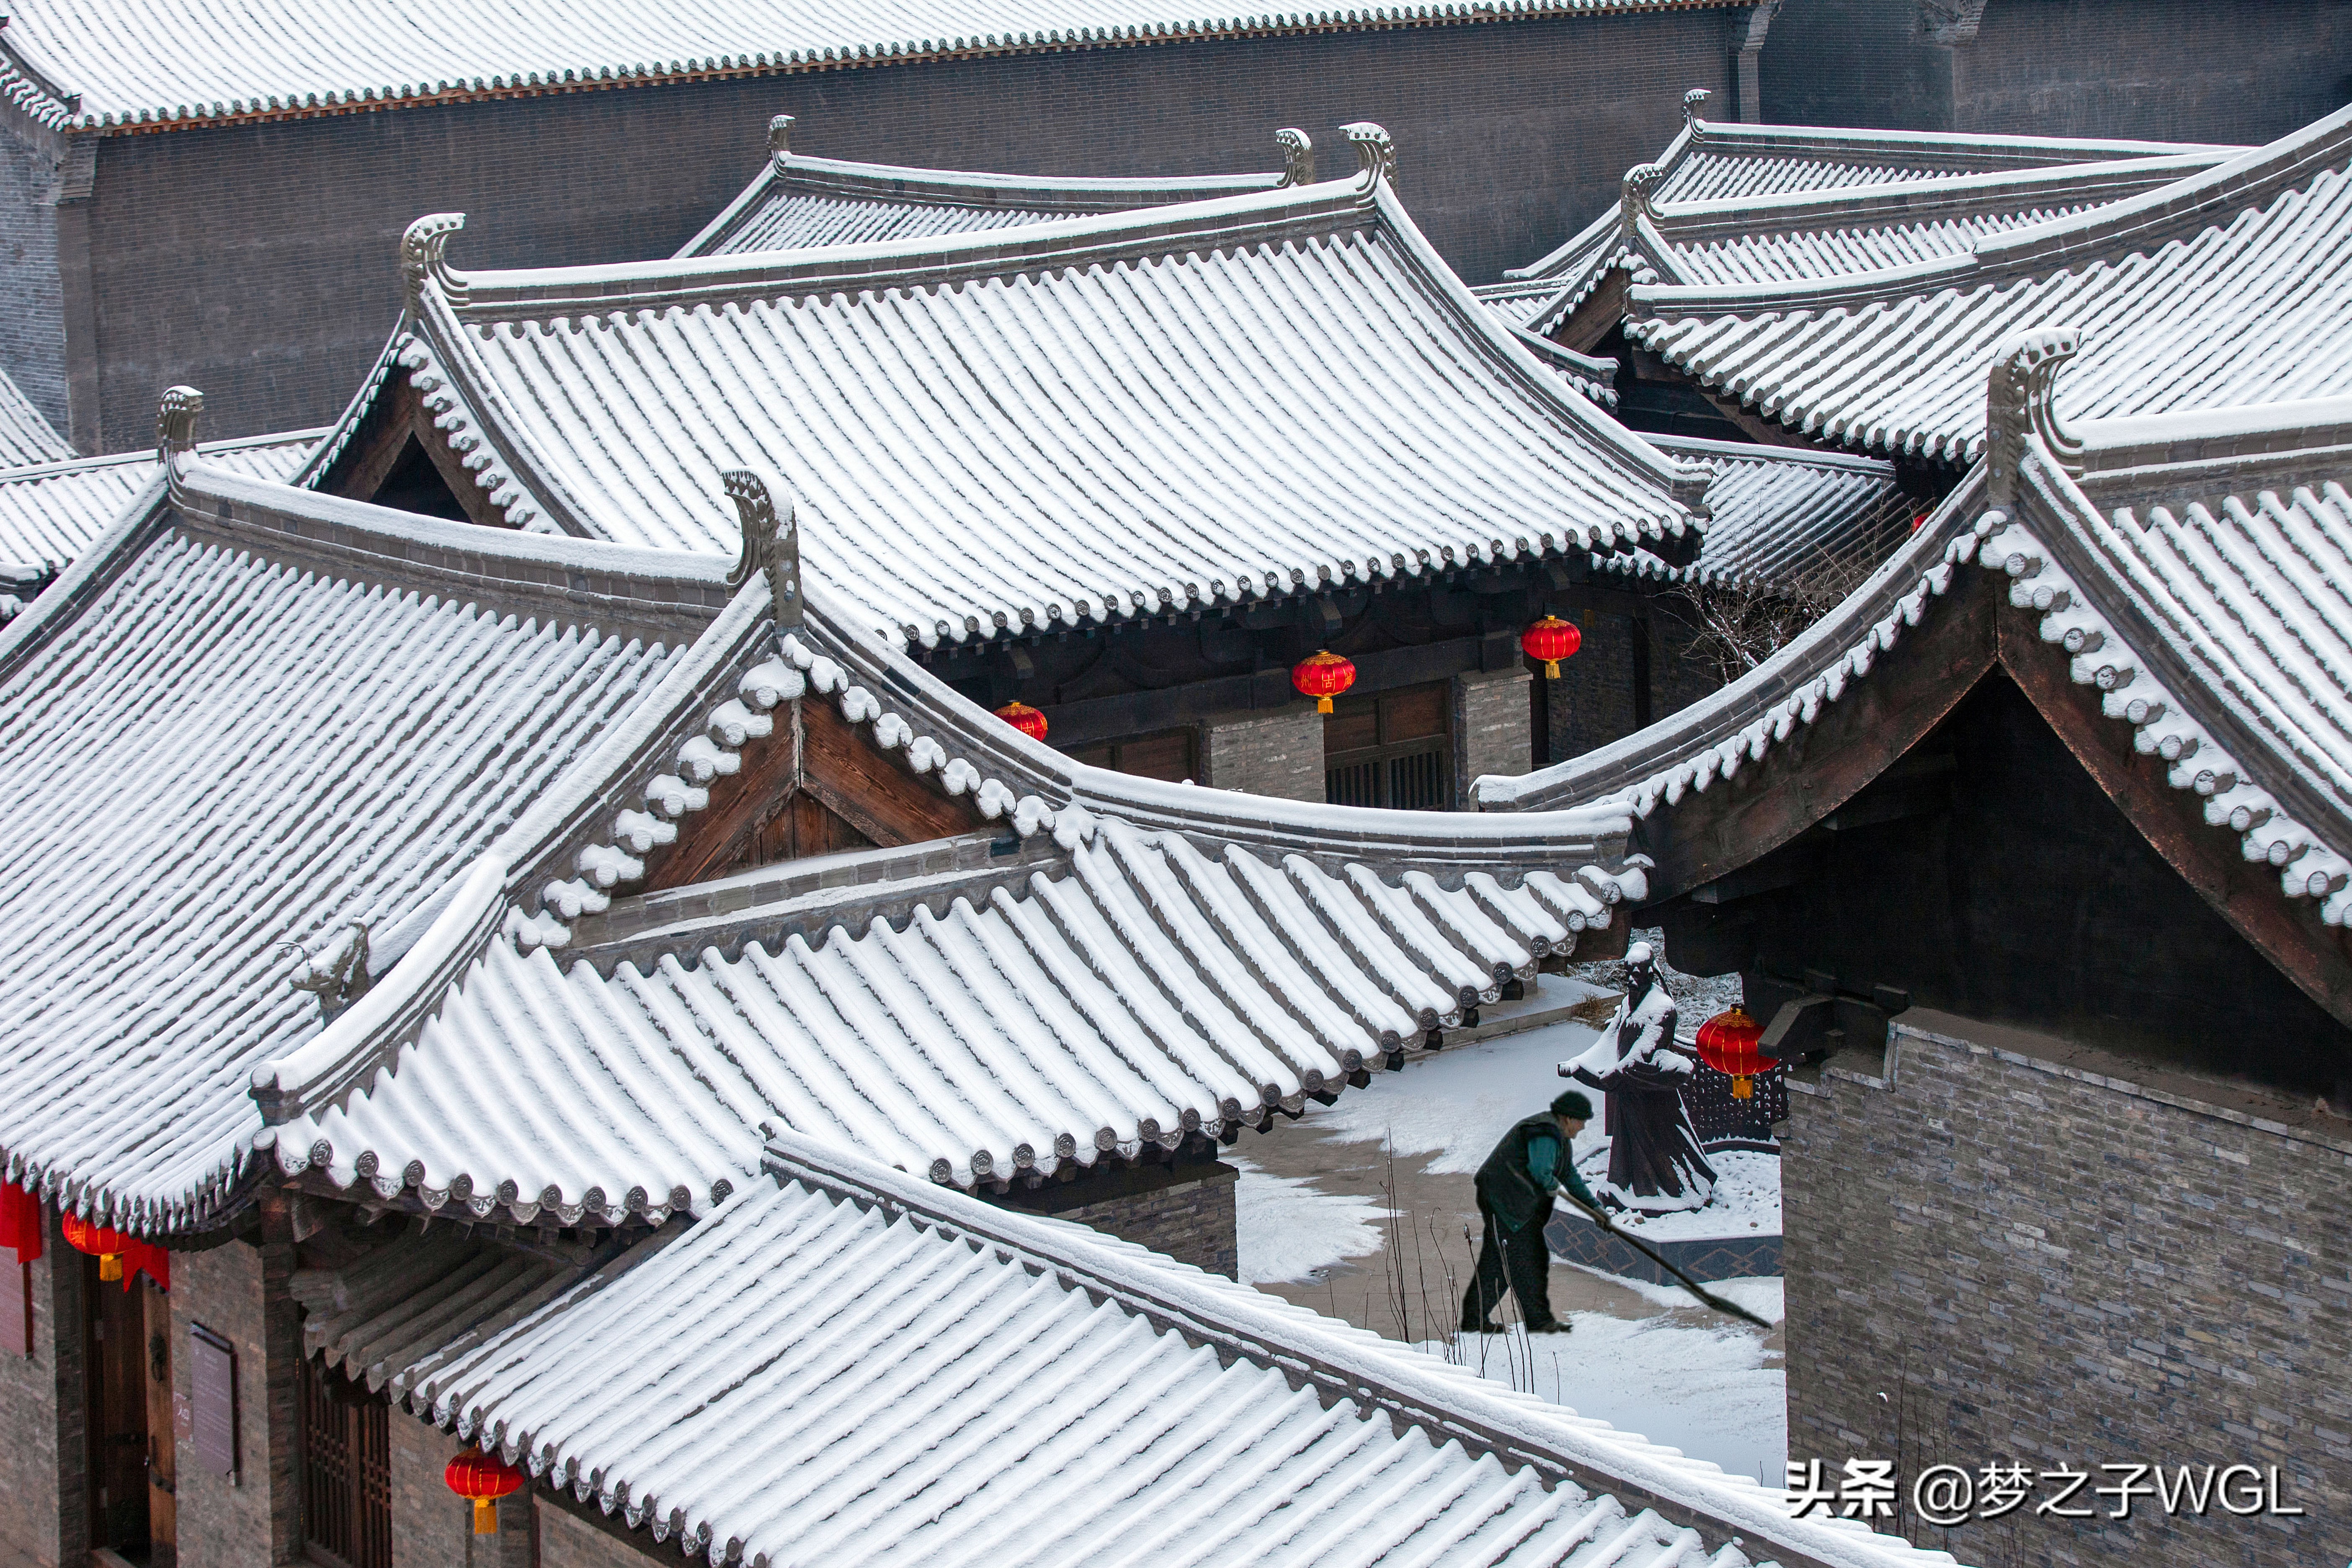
[1558,1193,1774,1331]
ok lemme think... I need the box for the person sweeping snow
[1460,1088,1596,1335]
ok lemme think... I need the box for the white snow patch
[1230,1155,1391,1285]
[1571,1144,1783,1239]
[1301,1016,1608,1174]
[1430,1312,1786,1482]
[1572,1267,1787,1325]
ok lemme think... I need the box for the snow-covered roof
[1478,330,2352,970]
[0,419,738,1233]
[266,815,1637,1220]
[301,1126,1955,1568]
[248,538,1646,1223]
[0,0,1743,133]
[306,134,1709,651]
[1638,437,1913,589]
[679,113,1292,257]
[0,364,70,469]
[1480,91,2240,344]
[1623,103,2352,464]
[0,428,318,581]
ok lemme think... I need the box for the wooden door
[301,1354,392,1568]
[84,1261,152,1555]
[144,1280,176,1566]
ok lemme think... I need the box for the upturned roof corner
[1986,325,2084,505]
[155,384,202,507]
[1341,121,1396,193]
[1681,86,1710,137]
[400,211,468,310]
[1275,125,1315,186]
[721,467,802,631]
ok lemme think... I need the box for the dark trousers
[1462,1203,1555,1330]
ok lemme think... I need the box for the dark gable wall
[1761,0,2352,142]
[1687,673,2349,1093]
[75,9,1744,450]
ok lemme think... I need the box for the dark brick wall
[171,1234,302,1566]
[539,1496,661,1568]
[1547,608,1649,761]
[391,1413,534,1568]
[0,134,66,434]
[996,1160,1240,1277]
[1202,705,1326,801]
[1056,1165,1238,1277]
[1781,1013,2352,1568]
[1761,0,2352,143]
[0,1212,85,1568]
[67,10,1743,449]
[1455,665,1532,799]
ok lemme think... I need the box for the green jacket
[1475,1113,1596,1230]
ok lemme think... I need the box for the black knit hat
[1551,1089,1594,1120]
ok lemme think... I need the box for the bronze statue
[1559,941,1716,1213]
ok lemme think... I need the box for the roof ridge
[1682,117,2242,164]
[1652,148,2234,243]
[1630,100,2352,320]
[424,174,1379,322]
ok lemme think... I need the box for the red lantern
[62,1212,131,1282]
[446,1451,525,1535]
[1521,614,1582,678]
[1292,650,1357,714]
[994,701,1048,741]
[1694,1005,1769,1099]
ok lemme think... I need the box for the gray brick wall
[56,10,1743,449]
[1202,705,1325,802]
[1760,0,2352,143]
[539,1497,660,1568]
[391,1413,469,1567]
[1782,1011,2352,1568]
[387,1407,550,1568]
[1547,609,1643,761]
[170,1234,302,1566]
[999,1163,1241,1278]
[0,1212,84,1568]
[0,133,65,434]
[1455,665,1531,802]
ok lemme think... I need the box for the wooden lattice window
[301,1356,390,1568]
[1324,683,1452,810]
[1068,729,1195,783]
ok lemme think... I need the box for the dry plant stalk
[1664,549,1883,688]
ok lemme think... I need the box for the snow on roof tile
[264,815,1635,1220]
[680,115,1292,258]
[308,1127,1955,1568]
[0,363,70,469]
[1631,436,1914,590]
[1478,335,2352,947]
[0,428,319,583]
[0,0,1743,133]
[0,438,743,1231]
[248,564,1643,1224]
[328,154,1705,650]
[1490,93,2241,346]
[1624,103,2352,465]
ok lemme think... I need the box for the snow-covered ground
[1575,1145,1783,1240]
[1230,1157,1391,1285]
[1233,997,1789,1480]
